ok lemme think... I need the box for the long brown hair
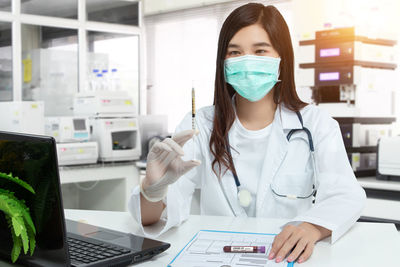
[210,3,307,178]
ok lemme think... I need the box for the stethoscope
[221,111,318,215]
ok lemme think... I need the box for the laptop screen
[0,132,69,266]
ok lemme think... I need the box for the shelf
[334,117,396,124]
[358,176,400,192]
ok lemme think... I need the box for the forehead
[228,24,271,45]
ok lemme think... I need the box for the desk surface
[65,209,400,267]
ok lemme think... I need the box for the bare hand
[268,222,331,264]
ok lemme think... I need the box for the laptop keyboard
[67,237,131,266]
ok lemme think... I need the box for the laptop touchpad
[85,231,123,241]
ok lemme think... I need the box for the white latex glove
[140,129,201,202]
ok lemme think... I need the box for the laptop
[0,131,170,266]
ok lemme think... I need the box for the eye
[228,50,241,56]
[256,49,267,54]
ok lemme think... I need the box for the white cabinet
[59,163,139,212]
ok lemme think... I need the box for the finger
[157,150,177,168]
[163,138,185,156]
[269,225,295,260]
[172,129,197,147]
[286,239,308,263]
[275,232,302,263]
[165,158,202,184]
[150,142,172,154]
[297,242,314,263]
[180,159,201,174]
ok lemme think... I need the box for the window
[21,0,78,19]
[87,31,140,113]
[0,22,12,101]
[0,0,142,113]
[21,25,78,116]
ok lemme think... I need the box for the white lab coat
[128,104,366,243]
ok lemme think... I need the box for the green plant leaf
[0,171,37,262]
[12,216,24,237]
[10,225,22,263]
[0,172,35,194]
[15,216,29,254]
[27,226,36,256]
[0,188,36,234]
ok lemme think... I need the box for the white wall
[144,0,236,16]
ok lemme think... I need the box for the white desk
[65,209,400,267]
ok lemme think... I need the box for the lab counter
[358,176,400,227]
[64,209,400,267]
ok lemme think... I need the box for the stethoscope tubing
[221,111,317,215]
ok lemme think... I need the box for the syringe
[192,85,196,131]
[192,83,196,160]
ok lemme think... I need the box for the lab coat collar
[279,104,304,131]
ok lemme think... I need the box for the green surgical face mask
[224,55,281,102]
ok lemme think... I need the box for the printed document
[168,230,294,267]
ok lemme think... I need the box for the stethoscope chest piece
[237,187,252,208]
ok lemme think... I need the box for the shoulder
[300,104,338,129]
[298,104,340,145]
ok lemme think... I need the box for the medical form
[168,230,294,267]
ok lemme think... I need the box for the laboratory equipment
[298,27,397,177]
[73,91,136,116]
[298,27,396,66]
[45,116,90,143]
[336,117,395,176]
[45,116,99,165]
[91,117,141,162]
[74,91,141,162]
[298,27,397,118]
[376,136,400,181]
[0,101,44,135]
[56,142,99,166]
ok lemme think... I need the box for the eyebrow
[227,42,271,49]
[227,43,241,49]
[253,42,271,47]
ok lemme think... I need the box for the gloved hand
[140,129,201,202]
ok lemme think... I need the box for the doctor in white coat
[129,3,366,264]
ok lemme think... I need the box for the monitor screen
[0,132,69,266]
[319,47,340,57]
[319,72,340,81]
[73,119,86,131]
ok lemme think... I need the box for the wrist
[299,222,331,241]
[140,178,168,203]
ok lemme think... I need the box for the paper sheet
[168,230,293,267]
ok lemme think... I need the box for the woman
[129,3,366,264]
